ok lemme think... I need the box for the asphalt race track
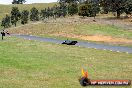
[12,34,132,54]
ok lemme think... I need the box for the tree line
[1,3,78,28]
[1,0,132,28]
[12,0,132,18]
[12,0,26,4]
[59,0,132,18]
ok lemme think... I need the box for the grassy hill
[0,3,56,20]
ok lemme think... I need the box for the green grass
[8,20,132,39]
[75,23,132,39]
[0,36,132,88]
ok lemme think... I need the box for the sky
[0,0,57,4]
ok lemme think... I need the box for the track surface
[13,34,132,54]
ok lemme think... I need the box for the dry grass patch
[8,17,132,45]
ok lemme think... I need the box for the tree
[12,0,18,4]
[11,7,21,26]
[125,1,132,16]
[68,3,78,16]
[21,10,29,25]
[47,7,51,19]
[12,0,26,4]
[52,4,59,19]
[59,3,67,17]
[49,8,54,18]
[100,0,132,18]
[1,15,11,28]
[85,0,100,18]
[30,7,39,21]
[58,0,79,3]
[18,0,26,4]
[40,8,47,20]
[58,0,81,17]
[78,0,100,17]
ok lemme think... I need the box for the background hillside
[0,3,56,20]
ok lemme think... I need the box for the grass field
[0,36,132,88]
[76,23,132,39]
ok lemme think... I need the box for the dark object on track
[6,31,10,35]
[62,40,78,45]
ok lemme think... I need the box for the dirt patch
[52,32,132,44]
